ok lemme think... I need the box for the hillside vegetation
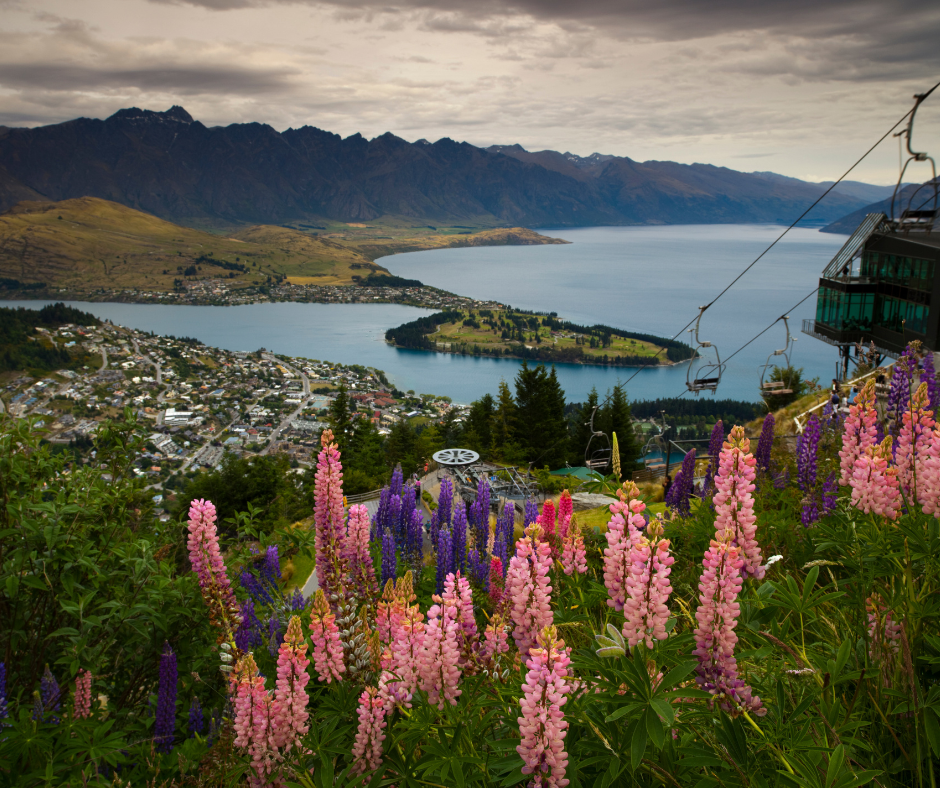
[0,198,563,293]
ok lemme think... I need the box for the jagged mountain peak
[107,106,194,124]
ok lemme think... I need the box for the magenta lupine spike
[187,499,241,638]
[73,670,92,720]
[713,426,764,580]
[345,503,377,600]
[506,522,554,657]
[540,499,558,555]
[622,518,675,649]
[418,589,462,709]
[270,616,311,753]
[314,429,348,599]
[692,536,765,717]
[839,380,878,486]
[232,653,275,784]
[896,382,935,502]
[308,590,345,683]
[603,486,646,611]
[351,686,387,776]
[850,436,901,520]
[557,490,573,543]
[388,605,425,707]
[489,556,505,607]
[517,626,572,788]
[560,518,587,576]
[442,571,478,664]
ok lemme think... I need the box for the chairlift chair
[584,406,612,473]
[759,315,797,396]
[890,85,939,233]
[686,306,725,396]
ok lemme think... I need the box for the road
[262,361,311,454]
[100,347,108,371]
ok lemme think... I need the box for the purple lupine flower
[493,503,513,577]
[469,547,489,591]
[887,346,916,425]
[381,529,397,586]
[288,588,306,612]
[921,352,940,412]
[388,494,403,543]
[772,468,790,490]
[32,692,44,722]
[374,487,391,538]
[156,643,178,753]
[240,568,273,606]
[438,477,454,529]
[261,545,280,587]
[390,464,404,500]
[401,484,417,540]
[755,414,774,473]
[436,527,453,595]
[235,598,263,651]
[796,415,821,492]
[38,665,61,724]
[0,662,6,722]
[206,707,223,748]
[470,477,491,553]
[452,499,468,574]
[428,508,440,556]
[524,499,538,529]
[267,614,283,658]
[801,499,819,528]
[407,509,423,568]
[669,449,696,517]
[188,696,205,738]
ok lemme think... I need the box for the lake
[7,223,847,405]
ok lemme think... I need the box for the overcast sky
[2,0,938,184]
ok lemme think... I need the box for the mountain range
[0,106,888,230]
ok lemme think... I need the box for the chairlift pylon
[759,315,797,397]
[584,406,612,473]
[642,413,667,472]
[890,85,939,233]
[686,306,725,396]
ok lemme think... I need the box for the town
[1,318,464,520]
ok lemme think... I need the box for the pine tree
[513,362,567,469]
[328,382,353,452]
[601,384,639,475]
[570,387,599,466]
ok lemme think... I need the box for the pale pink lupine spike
[270,616,311,752]
[919,425,940,516]
[692,537,765,717]
[232,653,276,784]
[73,669,92,720]
[602,496,646,610]
[896,383,935,501]
[418,594,463,709]
[850,437,901,520]
[839,380,878,486]
[309,590,345,683]
[388,605,425,707]
[442,572,477,663]
[516,626,572,787]
[345,503,378,600]
[506,524,554,657]
[622,519,675,649]
[480,613,510,672]
[351,686,387,775]
[187,498,241,633]
[314,430,348,598]
[713,426,764,580]
[560,519,587,576]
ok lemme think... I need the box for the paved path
[262,360,311,454]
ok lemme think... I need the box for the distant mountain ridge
[0,106,881,230]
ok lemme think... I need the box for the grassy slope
[0,198,566,293]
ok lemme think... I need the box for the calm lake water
[8,224,847,405]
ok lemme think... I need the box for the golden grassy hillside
[0,198,385,290]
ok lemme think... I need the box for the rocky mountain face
[0,106,874,229]
[820,180,939,234]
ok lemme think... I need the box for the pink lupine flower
[187,499,241,636]
[850,436,901,520]
[713,426,764,580]
[622,518,675,649]
[442,571,477,663]
[839,380,878,485]
[540,499,558,553]
[560,518,587,576]
[376,578,406,645]
[73,669,92,720]
[489,556,505,607]
[557,490,573,543]
[270,616,311,752]
[232,653,275,784]
[480,612,510,672]
[506,523,554,657]
[692,536,765,717]
[388,604,425,707]
[517,626,572,788]
[896,383,935,501]
[308,589,345,683]
[351,686,387,775]
[866,595,901,659]
[345,503,377,600]
[603,488,646,611]
[418,590,462,709]
[314,429,348,599]
[918,426,940,516]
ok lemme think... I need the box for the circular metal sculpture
[433,448,480,466]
